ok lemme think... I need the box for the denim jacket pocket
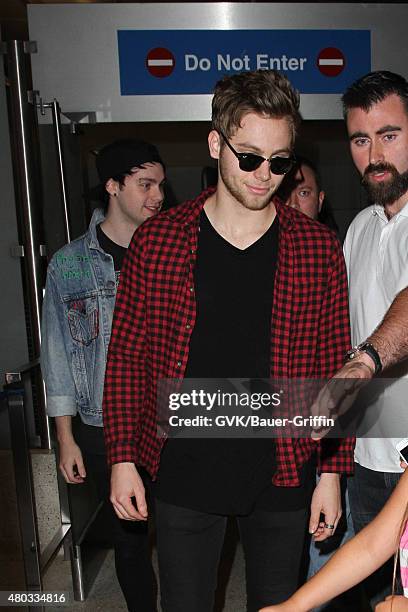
[68,296,99,346]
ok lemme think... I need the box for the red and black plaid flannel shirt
[103,188,354,486]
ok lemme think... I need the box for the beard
[218,156,275,211]
[362,162,408,207]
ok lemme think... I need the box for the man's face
[283,164,324,220]
[209,112,293,211]
[110,162,165,228]
[347,94,408,210]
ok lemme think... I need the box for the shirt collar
[373,199,408,221]
[165,187,215,227]
[397,199,408,218]
[274,196,295,231]
[87,208,106,249]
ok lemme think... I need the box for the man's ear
[318,190,325,213]
[105,178,119,197]
[208,130,221,161]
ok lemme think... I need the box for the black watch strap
[346,342,382,374]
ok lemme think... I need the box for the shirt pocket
[67,295,99,346]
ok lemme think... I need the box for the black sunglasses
[220,131,295,175]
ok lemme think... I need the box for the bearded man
[340,70,408,607]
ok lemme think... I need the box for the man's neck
[100,215,138,248]
[384,191,408,219]
[203,186,276,250]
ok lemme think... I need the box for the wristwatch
[345,342,382,374]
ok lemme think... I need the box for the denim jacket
[41,209,117,427]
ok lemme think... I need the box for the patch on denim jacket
[68,298,99,346]
[61,268,92,280]
[56,253,91,266]
[56,253,92,280]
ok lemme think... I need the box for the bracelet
[345,342,382,375]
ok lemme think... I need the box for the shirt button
[176,361,182,367]
[189,286,194,292]
[186,324,191,329]
[191,248,195,254]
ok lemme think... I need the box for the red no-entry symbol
[317,47,346,77]
[146,47,175,78]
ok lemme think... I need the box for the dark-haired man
[312,70,408,608]
[278,156,339,232]
[279,156,325,220]
[343,70,408,607]
[103,70,353,611]
[41,139,165,612]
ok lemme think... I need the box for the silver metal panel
[5,42,50,448]
[0,28,29,381]
[28,3,407,121]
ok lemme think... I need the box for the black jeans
[79,431,156,612]
[154,497,309,612]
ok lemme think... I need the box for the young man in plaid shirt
[103,69,354,611]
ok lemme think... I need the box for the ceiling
[1,0,404,41]
[0,0,160,39]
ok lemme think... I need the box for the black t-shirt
[96,223,126,283]
[154,211,313,515]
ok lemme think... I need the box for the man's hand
[309,473,341,541]
[375,595,408,611]
[58,436,86,484]
[110,462,148,521]
[311,356,374,440]
[55,415,86,483]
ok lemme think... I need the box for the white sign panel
[28,3,408,122]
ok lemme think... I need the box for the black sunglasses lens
[238,154,264,172]
[238,153,294,174]
[269,157,294,175]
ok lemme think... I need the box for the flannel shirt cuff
[106,443,138,467]
[318,437,355,476]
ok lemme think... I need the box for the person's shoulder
[344,205,377,249]
[152,199,196,225]
[284,203,338,244]
[46,232,93,290]
[48,232,88,266]
[347,205,376,230]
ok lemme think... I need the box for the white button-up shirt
[344,201,408,472]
